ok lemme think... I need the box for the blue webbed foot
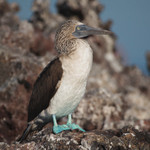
[53,124,70,134]
[67,123,85,132]
[52,114,85,134]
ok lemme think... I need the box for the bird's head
[55,20,111,55]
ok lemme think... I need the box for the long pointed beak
[72,25,112,38]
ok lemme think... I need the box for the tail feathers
[17,124,32,143]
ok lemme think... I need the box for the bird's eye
[77,26,80,30]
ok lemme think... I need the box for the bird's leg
[52,114,58,126]
[66,114,85,132]
[52,114,70,134]
[67,113,72,124]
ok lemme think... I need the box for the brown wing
[28,57,63,122]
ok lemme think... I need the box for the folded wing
[28,57,63,122]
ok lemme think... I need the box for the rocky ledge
[1,126,150,150]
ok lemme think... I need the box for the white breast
[48,40,93,118]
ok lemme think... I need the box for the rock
[0,44,54,143]
[146,51,150,73]
[30,0,65,33]
[0,0,19,28]
[1,126,150,149]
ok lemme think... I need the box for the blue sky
[7,0,150,74]
[100,0,150,74]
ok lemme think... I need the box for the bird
[17,20,111,143]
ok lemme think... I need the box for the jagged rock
[0,0,19,28]
[0,44,54,143]
[30,0,65,33]
[1,126,150,149]
[146,51,150,73]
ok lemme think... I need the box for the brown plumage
[55,20,79,54]
[28,58,63,122]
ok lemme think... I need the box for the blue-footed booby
[18,20,111,142]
